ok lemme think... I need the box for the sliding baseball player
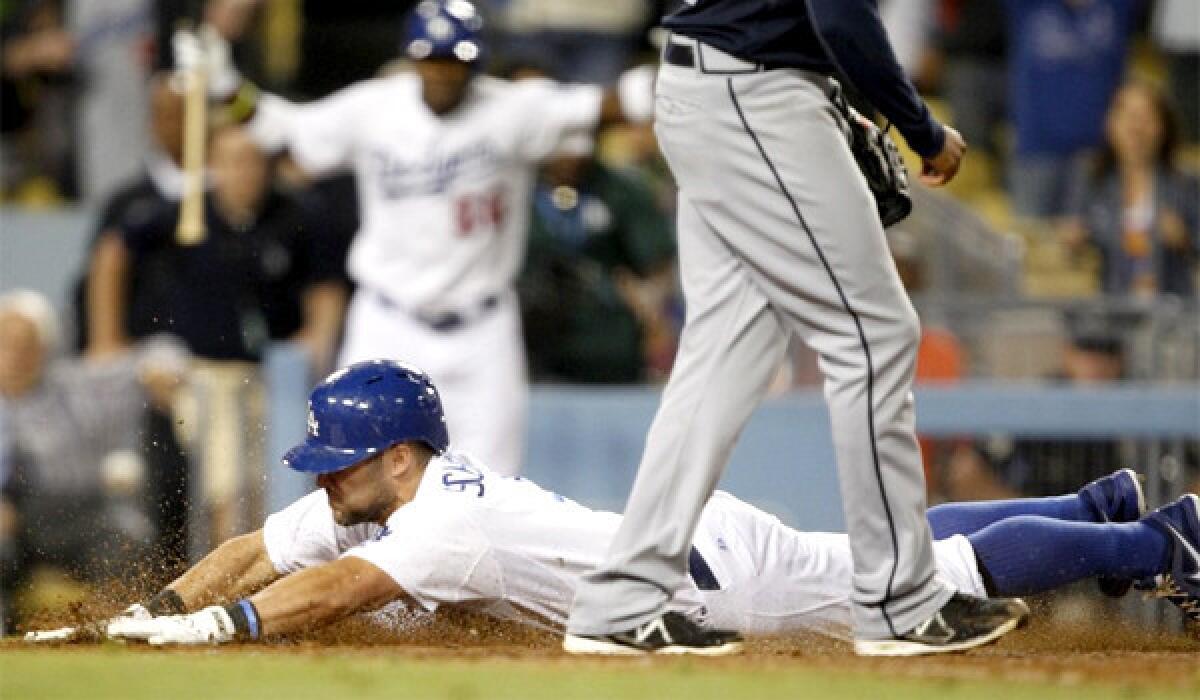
[27,360,1199,652]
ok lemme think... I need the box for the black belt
[663,42,697,68]
[662,40,768,75]
[688,546,721,591]
[375,291,501,332]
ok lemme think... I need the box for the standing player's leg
[926,469,1146,539]
[566,187,789,640]
[336,290,396,368]
[716,71,958,643]
[567,62,793,651]
[447,296,528,475]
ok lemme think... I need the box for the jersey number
[455,186,507,237]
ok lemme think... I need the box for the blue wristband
[236,599,260,640]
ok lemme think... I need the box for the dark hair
[1090,80,1181,182]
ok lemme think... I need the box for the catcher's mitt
[831,82,913,228]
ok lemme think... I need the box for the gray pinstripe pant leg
[567,63,952,640]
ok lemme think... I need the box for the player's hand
[172,28,204,75]
[197,25,241,100]
[106,606,237,645]
[171,26,241,100]
[919,125,966,187]
[23,602,155,643]
[119,603,154,621]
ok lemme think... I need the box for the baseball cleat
[853,593,1030,657]
[563,612,744,656]
[1141,494,1200,625]
[1079,468,1146,597]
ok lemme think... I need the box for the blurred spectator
[0,0,75,201]
[1152,0,1199,145]
[1062,80,1199,298]
[880,0,936,79]
[889,229,967,385]
[68,0,155,202]
[488,0,651,83]
[86,121,346,549]
[943,315,1128,502]
[0,0,155,203]
[86,125,348,371]
[1004,0,1139,219]
[518,135,677,383]
[933,0,1008,158]
[0,290,188,632]
[71,72,188,352]
[889,228,968,497]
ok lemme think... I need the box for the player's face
[414,58,473,115]
[318,456,395,526]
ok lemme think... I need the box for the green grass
[1,648,1195,700]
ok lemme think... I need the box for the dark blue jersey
[664,0,944,157]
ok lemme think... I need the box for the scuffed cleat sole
[563,634,744,656]
[853,616,1022,657]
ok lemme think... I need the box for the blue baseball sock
[928,495,1089,539]
[967,516,1167,596]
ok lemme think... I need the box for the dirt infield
[7,589,1199,696]
[317,610,1200,690]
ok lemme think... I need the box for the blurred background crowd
[0,0,1197,634]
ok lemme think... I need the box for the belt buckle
[664,40,695,69]
[421,294,499,332]
[427,312,464,332]
[695,41,761,75]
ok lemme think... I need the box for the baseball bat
[176,24,208,246]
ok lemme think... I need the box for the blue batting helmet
[403,0,484,63]
[283,359,449,475]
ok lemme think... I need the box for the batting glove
[23,601,154,643]
[197,25,241,100]
[171,26,241,100]
[171,28,204,74]
[107,606,237,646]
[120,602,153,620]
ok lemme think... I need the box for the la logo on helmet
[307,405,319,437]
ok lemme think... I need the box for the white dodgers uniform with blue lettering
[261,453,985,638]
[251,74,604,475]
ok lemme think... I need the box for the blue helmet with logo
[403,0,484,64]
[283,359,449,475]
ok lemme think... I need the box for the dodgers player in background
[565,0,1019,657]
[37,360,1196,650]
[172,1,654,476]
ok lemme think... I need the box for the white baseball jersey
[261,453,985,638]
[252,73,604,315]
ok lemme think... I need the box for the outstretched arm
[249,556,403,637]
[161,529,281,612]
[108,555,403,644]
[173,27,359,178]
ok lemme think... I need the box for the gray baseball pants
[567,40,952,641]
